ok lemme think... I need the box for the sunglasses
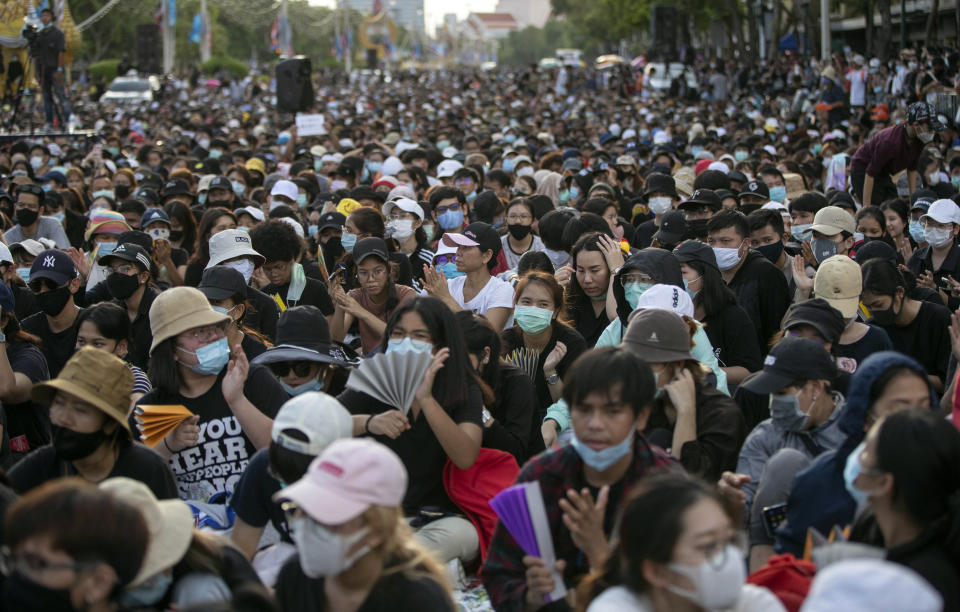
[269,361,315,378]
[434,254,456,266]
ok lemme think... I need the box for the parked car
[99,75,160,104]
[643,62,698,93]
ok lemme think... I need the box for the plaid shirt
[481,433,678,611]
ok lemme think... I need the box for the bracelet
[364,414,375,434]
[162,438,175,453]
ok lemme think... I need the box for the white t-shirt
[500,234,545,270]
[587,584,786,612]
[447,274,515,325]
[846,68,867,106]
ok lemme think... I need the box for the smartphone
[762,503,788,538]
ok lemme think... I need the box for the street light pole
[820,0,830,59]
[900,0,907,49]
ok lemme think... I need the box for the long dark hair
[454,311,499,406]
[188,207,236,266]
[684,259,738,318]
[378,297,477,408]
[148,337,183,395]
[566,232,606,312]
[164,200,198,252]
[577,474,730,611]
[875,409,960,564]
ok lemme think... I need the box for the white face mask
[387,219,416,241]
[712,243,743,271]
[147,227,170,242]
[290,516,371,578]
[666,544,746,609]
[927,170,941,184]
[918,131,936,144]
[516,166,535,177]
[224,259,255,284]
[924,225,954,248]
[648,196,673,216]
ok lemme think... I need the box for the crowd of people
[1,33,960,611]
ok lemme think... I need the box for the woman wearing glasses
[501,198,545,270]
[331,238,416,356]
[139,287,287,503]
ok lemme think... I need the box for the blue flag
[168,0,176,27]
[190,13,202,43]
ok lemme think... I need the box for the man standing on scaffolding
[31,7,71,130]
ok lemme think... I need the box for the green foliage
[200,55,249,78]
[88,59,120,80]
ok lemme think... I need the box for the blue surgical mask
[791,223,812,242]
[683,278,698,301]
[92,189,115,200]
[439,261,464,278]
[691,145,704,157]
[198,192,208,205]
[734,150,749,162]
[465,191,477,202]
[504,133,517,144]
[179,337,230,375]
[437,140,450,150]
[231,180,246,196]
[909,220,926,243]
[424,224,436,242]
[843,442,870,506]
[280,378,324,396]
[41,184,52,192]
[209,150,223,159]
[559,189,571,205]
[97,241,118,257]
[437,208,464,230]
[571,429,633,471]
[296,193,308,209]
[366,160,382,174]
[308,225,319,237]
[340,231,357,253]
[386,337,433,355]
[16,267,30,283]
[119,572,173,607]
[52,211,65,223]
[502,158,516,174]
[769,186,787,203]
[107,146,121,157]
[624,281,652,309]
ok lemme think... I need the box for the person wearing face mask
[268,180,299,214]
[138,287,286,502]
[483,347,678,610]
[274,438,456,611]
[4,183,70,249]
[75,303,152,412]
[906,199,960,310]
[579,475,785,612]
[383,197,434,288]
[500,199,546,270]
[501,272,586,411]
[2,479,149,612]
[860,258,951,390]
[250,220,334,314]
[228,393,352,579]
[204,227,279,342]
[631,173,679,249]
[735,337,846,570]
[794,205,857,282]
[141,208,188,287]
[184,207,238,287]
[623,309,745,482]
[706,210,790,355]
[851,101,943,209]
[198,266,271,362]
[339,297,484,565]
[330,238,416,355]
[8,347,177,498]
[844,409,960,609]
[428,186,467,246]
[96,244,157,370]
[22,249,84,378]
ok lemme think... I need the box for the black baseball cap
[162,178,192,199]
[98,243,151,271]
[673,240,719,271]
[141,208,171,228]
[654,211,689,245]
[740,337,836,395]
[678,189,722,211]
[740,180,769,199]
[441,222,501,256]
[208,176,232,193]
[644,173,679,199]
[783,298,845,345]
[317,212,346,232]
[29,249,76,286]
[352,237,389,264]
[198,265,248,301]
[132,187,160,206]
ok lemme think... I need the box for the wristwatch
[546,371,559,385]
[482,408,492,424]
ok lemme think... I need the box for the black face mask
[507,224,532,240]
[115,184,131,200]
[3,570,77,612]
[35,285,72,316]
[51,424,108,461]
[15,208,38,227]
[686,218,709,238]
[106,272,141,300]
[169,230,184,242]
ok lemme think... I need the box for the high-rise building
[340,0,425,32]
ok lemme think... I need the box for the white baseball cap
[270,179,299,201]
[382,197,424,221]
[436,159,463,179]
[236,206,265,222]
[634,283,695,318]
[271,392,353,456]
[920,199,960,225]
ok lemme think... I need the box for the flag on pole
[168,0,176,27]
[190,13,203,44]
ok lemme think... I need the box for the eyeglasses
[620,273,654,286]
[269,361,315,378]
[357,267,387,281]
[109,264,137,275]
[433,254,456,266]
[0,547,91,577]
[435,203,460,214]
[182,323,227,344]
[506,214,532,223]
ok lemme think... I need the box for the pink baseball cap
[274,438,407,524]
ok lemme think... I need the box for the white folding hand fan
[345,350,433,414]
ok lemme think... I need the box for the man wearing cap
[631,173,679,249]
[229,391,353,564]
[5,184,70,249]
[205,229,279,342]
[851,101,943,208]
[269,180,299,213]
[804,205,857,266]
[679,188,722,238]
[423,223,514,332]
[8,347,177,499]
[739,180,771,216]
[22,249,83,377]
[735,336,846,569]
[99,244,158,370]
[207,176,237,209]
[161,178,195,211]
[907,199,960,309]
[142,208,188,287]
